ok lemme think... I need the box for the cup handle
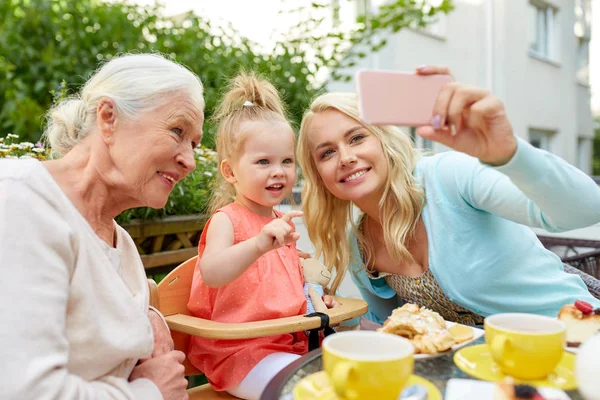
[331,361,358,399]
[490,334,514,368]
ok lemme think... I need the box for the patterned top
[359,217,484,326]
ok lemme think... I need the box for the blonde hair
[297,92,425,294]
[43,53,204,158]
[210,71,291,214]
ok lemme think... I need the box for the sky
[126,0,600,114]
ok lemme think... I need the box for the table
[262,337,584,399]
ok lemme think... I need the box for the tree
[0,0,317,144]
[1,0,453,144]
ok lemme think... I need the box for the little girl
[187,72,308,399]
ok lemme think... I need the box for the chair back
[155,256,202,376]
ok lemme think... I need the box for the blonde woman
[297,66,600,326]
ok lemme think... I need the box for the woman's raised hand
[254,210,303,254]
[415,65,517,166]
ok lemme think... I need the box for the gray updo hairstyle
[43,53,205,158]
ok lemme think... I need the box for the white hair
[43,53,205,158]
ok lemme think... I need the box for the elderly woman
[0,54,204,399]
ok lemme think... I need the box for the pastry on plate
[558,300,600,347]
[377,303,474,354]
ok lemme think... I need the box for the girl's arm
[200,210,303,287]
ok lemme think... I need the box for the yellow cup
[484,313,566,380]
[322,331,414,400]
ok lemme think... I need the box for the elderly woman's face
[108,96,203,208]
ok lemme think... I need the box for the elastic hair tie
[243,100,254,107]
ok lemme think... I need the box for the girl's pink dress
[187,203,308,391]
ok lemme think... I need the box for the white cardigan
[0,159,162,399]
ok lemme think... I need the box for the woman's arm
[445,140,600,231]
[200,210,303,287]
[0,179,162,400]
[415,81,600,231]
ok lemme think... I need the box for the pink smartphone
[356,69,452,127]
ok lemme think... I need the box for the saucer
[453,344,576,390]
[292,371,442,400]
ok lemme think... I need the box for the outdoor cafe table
[261,336,584,399]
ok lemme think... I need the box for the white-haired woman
[296,66,600,327]
[0,54,204,400]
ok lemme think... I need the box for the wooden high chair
[148,256,368,399]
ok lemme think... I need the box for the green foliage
[0,0,319,144]
[115,146,218,224]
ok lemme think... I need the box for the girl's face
[226,119,296,217]
[305,109,388,206]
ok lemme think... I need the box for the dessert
[557,301,600,347]
[377,303,474,354]
[494,382,546,400]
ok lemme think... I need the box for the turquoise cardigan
[347,139,600,324]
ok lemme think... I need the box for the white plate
[413,322,485,360]
[445,378,571,400]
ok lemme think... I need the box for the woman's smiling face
[306,109,388,204]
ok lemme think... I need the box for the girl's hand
[254,210,303,254]
[323,295,339,309]
[297,249,311,259]
[416,82,517,166]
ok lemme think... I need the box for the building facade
[329,0,595,173]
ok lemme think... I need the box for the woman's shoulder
[0,159,58,201]
[0,158,45,182]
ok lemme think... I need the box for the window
[528,128,555,151]
[528,1,558,60]
[574,0,591,84]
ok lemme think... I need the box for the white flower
[32,148,46,153]
[203,171,213,177]
[6,133,19,139]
